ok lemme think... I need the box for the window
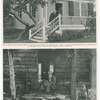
[32,7,36,18]
[69,1,74,16]
[88,3,93,17]
[18,9,22,18]
[29,4,36,18]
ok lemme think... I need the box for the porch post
[38,63,42,82]
[59,14,61,33]
[71,50,77,100]
[29,29,31,40]
[79,1,82,17]
[8,50,16,100]
[45,0,48,26]
[91,50,96,100]
[43,19,46,42]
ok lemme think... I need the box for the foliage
[48,31,62,42]
[3,0,55,40]
[48,30,85,42]
[85,18,96,34]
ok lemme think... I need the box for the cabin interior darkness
[38,49,73,80]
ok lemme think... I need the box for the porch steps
[31,30,43,42]
[31,36,43,42]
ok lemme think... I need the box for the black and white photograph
[3,0,96,43]
[3,49,96,100]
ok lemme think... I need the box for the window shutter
[69,1,74,16]
[88,3,94,16]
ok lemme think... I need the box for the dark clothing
[51,75,56,90]
[49,12,58,22]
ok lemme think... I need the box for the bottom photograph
[3,49,96,100]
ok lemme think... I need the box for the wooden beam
[71,50,77,100]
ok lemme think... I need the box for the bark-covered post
[91,50,96,100]
[8,50,16,100]
[71,49,77,100]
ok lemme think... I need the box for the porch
[3,49,96,100]
[29,15,94,42]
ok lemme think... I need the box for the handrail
[46,16,59,35]
[61,16,96,19]
[31,18,45,31]
[37,18,45,25]
[47,15,59,26]
[31,18,45,37]
[31,27,43,37]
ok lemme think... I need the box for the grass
[4,29,96,43]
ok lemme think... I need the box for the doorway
[55,3,63,15]
[38,50,55,81]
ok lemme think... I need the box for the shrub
[48,31,62,42]
[85,18,96,37]
[48,30,85,42]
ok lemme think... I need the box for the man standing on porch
[50,72,56,95]
[49,10,58,22]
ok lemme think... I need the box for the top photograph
[3,0,96,43]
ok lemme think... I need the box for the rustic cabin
[3,49,96,100]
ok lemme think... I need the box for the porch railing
[29,18,45,41]
[45,15,60,35]
[61,16,88,26]
[29,15,95,42]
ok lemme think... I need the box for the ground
[4,29,96,43]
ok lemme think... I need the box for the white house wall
[63,1,69,16]
[47,3,55,24]
[38,5,44,21]
[14,0,94,29]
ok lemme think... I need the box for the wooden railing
[45,15,59,35]
[29,18,45,41]
[29,15,95,42]
[61,16,88,26]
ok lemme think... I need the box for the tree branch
[29,24,36,29]
[24,10,36,23]
[9,10,29,26]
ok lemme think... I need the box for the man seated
[40,72,56,94]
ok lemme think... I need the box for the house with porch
[13,0,95,42]
[3,49,96,100]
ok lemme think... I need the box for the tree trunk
[17,25,30,40]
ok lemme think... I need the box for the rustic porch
[3,49,96,100]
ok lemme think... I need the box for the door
[55,3,63,15]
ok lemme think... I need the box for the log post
[8,50,16,100]
[91,50,96,100]
[71,49,77,100]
